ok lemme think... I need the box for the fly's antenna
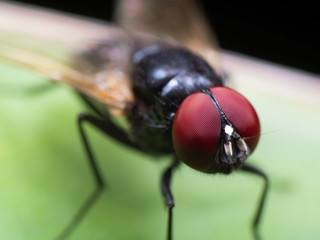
[243,129,280,141]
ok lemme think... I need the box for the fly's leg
[242,164,269,240]
[77,94,142,151]
[55,114,105,240]
[56,112,141,239]
[161,158,179,240]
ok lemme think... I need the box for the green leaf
[1,51,320,240]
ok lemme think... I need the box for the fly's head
[172,86,260,174]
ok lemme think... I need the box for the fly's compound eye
[172,86,260,173]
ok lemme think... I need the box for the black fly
[0,1,268,239]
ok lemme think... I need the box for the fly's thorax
[131,45,223,114]
[128,45,223,156]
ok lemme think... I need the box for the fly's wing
[114,0,222,74]
[0,1,135,114]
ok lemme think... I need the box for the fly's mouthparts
[237,138,250,155]
[221,124,250,161]
[224,141,233,157]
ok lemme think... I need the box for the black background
[11,0,320,75]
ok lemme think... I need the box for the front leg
[161,158,179,240]
[242,164,269,240]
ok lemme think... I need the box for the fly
[0,0,269,239]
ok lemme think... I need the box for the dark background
[11,0,320,75]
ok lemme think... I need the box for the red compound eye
[172,86,260,173]
[210,87,260,152]
[172,91,221,172]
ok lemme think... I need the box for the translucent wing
[0,1,136,113]
[0,1,221,114]
[114,0,222,74]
